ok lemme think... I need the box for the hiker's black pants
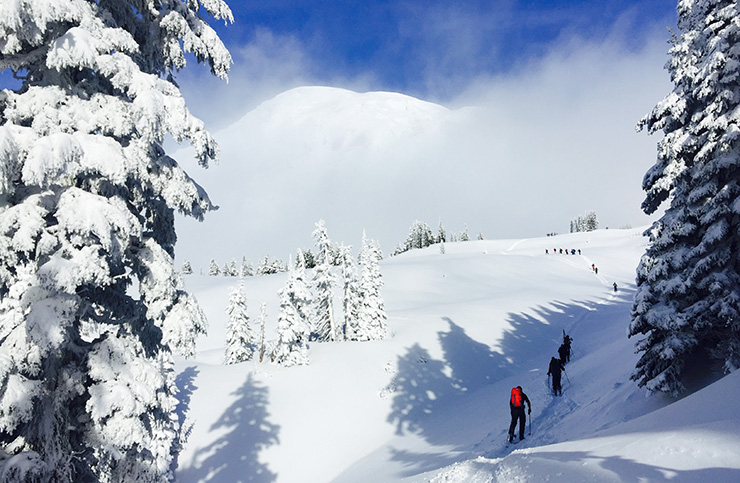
[509,407,526,439]
[552,374,562,395]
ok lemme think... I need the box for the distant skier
[558,343,568,363]
[508,386,531,443]
[613,282,618,292]
[547,357,565,396]
[578,249,581,255]
[594,267,598,275]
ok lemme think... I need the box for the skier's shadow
[179,373,280,482]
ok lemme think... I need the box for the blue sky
[167,0,678,127]
[212,0,676,94]
[0,0,678,123]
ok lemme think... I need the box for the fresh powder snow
[174,227,740,482]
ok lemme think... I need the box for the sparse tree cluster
[392,220,475,256]
[223,221,389,368]
[570,211,599,233]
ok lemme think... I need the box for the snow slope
[174,228,740,482]
[174,83,660,271]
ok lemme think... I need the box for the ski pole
[563,368,571,384]
[529,413,532,436]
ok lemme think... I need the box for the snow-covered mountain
[174,84,659,272]
[174,228,740,482]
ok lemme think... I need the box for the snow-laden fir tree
[356,233,389,341]
[0,0,231,480]
[311,220,339,341]
[241,256,254,277]
[224,281,254,364]
[209,259,221,276]
[181,260,193,275]
[258,302,267,362]
[437,220,447,244]
[340,245,362,341]
[272,255,312,366]
[629,0,740,395]
[460,225,470,242]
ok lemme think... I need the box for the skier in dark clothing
[562,334,572,362]
[548,357,565,396]
[508,386,531,442]
[558,343,568,363]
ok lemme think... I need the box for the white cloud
[172,21,673,273]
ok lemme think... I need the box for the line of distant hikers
[508,331,573,443]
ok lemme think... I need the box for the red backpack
[510,387,523,407]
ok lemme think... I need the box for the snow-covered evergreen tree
[629,0,740,395]
[311,220,338,341]
[181,261,193,275]
[209,259,221,276]
[224,281,254,364]
[460,225,470,242]
[356,233,389,341]
[241,256,254,277]
[258,302,267,362]
[272,256,312,366]
[0,0,231,479]
[340,245,362,341]
[437,220,447,244]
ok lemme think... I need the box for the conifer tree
[357,233,389,341]
[311,220,338,341]
[209,259,221,276]
[258,302,267,363]
[272,256,311,366]
[182,261,193,275]
[437,220,447,244]
[224,281,254,364]
[340,245,362,341]
[0,0,231,479]
[241,256,254,277]
[629,0,740,395]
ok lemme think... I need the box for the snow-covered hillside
[174,228,740,482]
[174,83,661,271]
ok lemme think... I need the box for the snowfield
[174,228,740,482]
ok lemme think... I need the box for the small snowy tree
[437,220,447,244]
[272,256,312,366]
[258,302,267,362]
[0,0,232,479]
[181,261,193,275]
[356,233,389,341]
[311,220,338,341]
[224,281,254,364]
[340,245,362,341]
[241,256,254,277]
[460,225,470,242]
[629,0,740,395]
[209,259,221,276]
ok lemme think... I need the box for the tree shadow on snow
[509,449,740,482]
[180,374,280,482]
[385,291,635,477]
[173,366,199,472]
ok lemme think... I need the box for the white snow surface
[174,228,740,482]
